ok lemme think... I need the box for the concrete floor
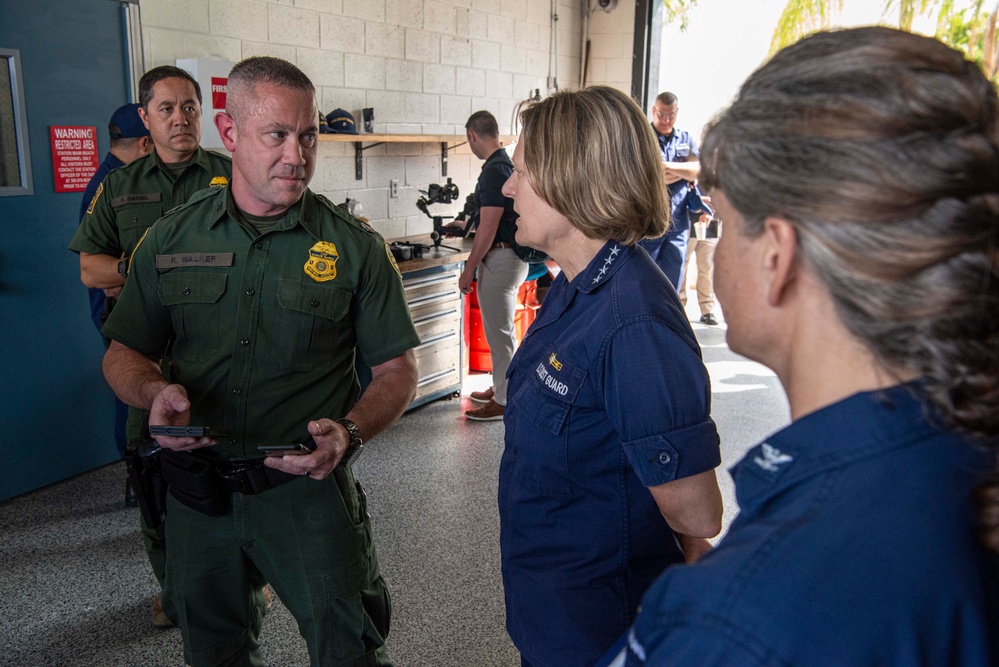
[0,301,789,666]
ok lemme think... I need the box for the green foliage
[883,0,998,80]
[662,0,700,31]
[769,0,845,54]
[663,0,998,81]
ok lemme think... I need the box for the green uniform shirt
[103,186,420,459]
[69,147,233,260]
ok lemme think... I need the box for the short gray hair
[226,57,315,122]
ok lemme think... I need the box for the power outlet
[390,179,399,198]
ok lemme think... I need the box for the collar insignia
[754,443,794,472]
[592,244,621,285]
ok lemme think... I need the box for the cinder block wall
[584,2,635,94]
[138,0,587,240]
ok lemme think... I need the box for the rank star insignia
[304,241,339,282]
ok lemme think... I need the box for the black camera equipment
[416,178,461,250]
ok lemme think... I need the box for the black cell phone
[149,425,231,438]
[256,441,317,457]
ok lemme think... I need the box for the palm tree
[762,0,999,79]
[769,0,845,53]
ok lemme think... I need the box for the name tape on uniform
[111,192,163,207]
[155,253,235,268]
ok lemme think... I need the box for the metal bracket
[442,140,467,178]
[353,141,385,180]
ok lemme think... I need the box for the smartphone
[149,425,231,438]
[256,441,317,457]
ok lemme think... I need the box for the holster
[159,449,299,518]
[159,449,232,518]
[124,436,167,530]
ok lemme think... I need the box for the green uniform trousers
[163,466,392,667]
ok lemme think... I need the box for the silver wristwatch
[335,418,363,467]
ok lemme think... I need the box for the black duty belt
[159,449,300,517]
[214,460,299,495]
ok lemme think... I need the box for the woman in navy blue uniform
[498,86,724,667]
[610,27,999,666]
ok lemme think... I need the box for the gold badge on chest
[304,241,339,282]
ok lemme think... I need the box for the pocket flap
[158,272,227,306]
[277,278,351,322]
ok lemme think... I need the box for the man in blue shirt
[76,103,151,471]
[639,92,701,290]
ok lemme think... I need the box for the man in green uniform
[70,65,231,293]
[102,57,419,666]
[68,65,232,627]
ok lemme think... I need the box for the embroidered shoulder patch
[385,243,402,279]
[304,241,339,282]
[86,182,103,215]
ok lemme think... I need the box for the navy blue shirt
[655,127,699,239]
[499,240,721,667]
[617,384,999,666]
[639,128,701,288]
[78,152,125,333]
[474,148,519,246]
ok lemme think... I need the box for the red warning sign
[50,125,99,193]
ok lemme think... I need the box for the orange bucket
[467,280,540,373]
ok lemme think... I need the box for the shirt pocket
[116,203,163,254]
[508,347,587,497]
[274,278,353,371]
[158,272,227,364]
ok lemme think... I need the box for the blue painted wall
[0,1,129,500]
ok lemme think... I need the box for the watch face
[117,259,128,277]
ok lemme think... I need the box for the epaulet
[161,185,223,218]
[108,153,153,179]
[315,194,377,235]
[204,149,233,165]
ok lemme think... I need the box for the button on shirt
[499,240,721,667]
[623,384,999,666]
[103,187,420,460]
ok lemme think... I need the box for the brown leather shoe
[465,399,505,421]
[263,585,274,612]
[469,387,495,404]
[151,593,174,628]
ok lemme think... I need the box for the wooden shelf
[319,133,516,143]
[318,133,517,180]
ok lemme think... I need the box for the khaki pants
[476,248,529,406]
[678,236,717,316]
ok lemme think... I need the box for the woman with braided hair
[612,26,999,666]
